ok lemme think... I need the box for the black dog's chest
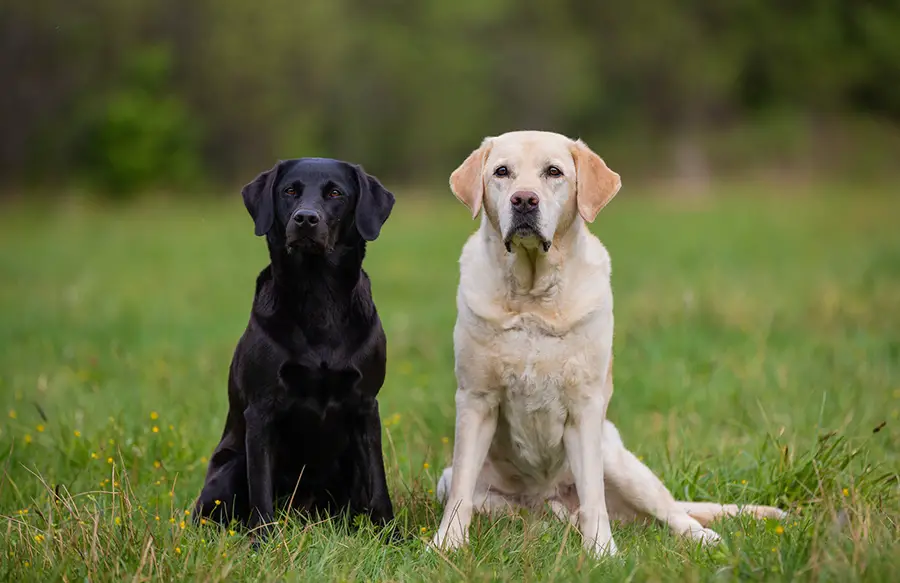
[276,359,363,423]
[272,390,355,474]
[282,384,357,424]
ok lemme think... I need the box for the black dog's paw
[367,510,409,545]
[249,522,274,550]
[384,524,411,545]
[369,507,393,526]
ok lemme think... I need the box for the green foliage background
[3,0,900,194]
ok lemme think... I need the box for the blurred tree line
[2,0,899,196]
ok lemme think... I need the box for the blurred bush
[1,0,899,195]
[75,46,202,197]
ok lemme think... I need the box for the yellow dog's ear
[571,140,621,223]
[450,138,493,219]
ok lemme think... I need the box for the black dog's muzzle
[286,209,329,253]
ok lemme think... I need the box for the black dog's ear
[242,162,281,237]
[354,166,395,242]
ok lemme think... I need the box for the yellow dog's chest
[483,323,588,487]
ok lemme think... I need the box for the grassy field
[1,184,898,581]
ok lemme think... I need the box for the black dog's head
[241,158,395,254]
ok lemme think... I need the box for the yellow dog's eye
[328,188,342,198]
[284,186,296,195]
[494,166,509,177]
[547,165,562,177]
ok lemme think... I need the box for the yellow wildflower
[150,411,159,420]
[73,430,81,438]
[34,534,44,543]
[36,425,44,433]
[152,426,159,433]
[775,525,784,534]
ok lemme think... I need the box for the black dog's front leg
[244,405,275,537]
[353,400,394,525]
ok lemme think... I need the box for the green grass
[1,183,898,581]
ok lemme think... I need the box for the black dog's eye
[327,188,342,198]
[284,186,297,196]
[547,165,563,177]
[494,166,509,177]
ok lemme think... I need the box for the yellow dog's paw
[429,526,468,553]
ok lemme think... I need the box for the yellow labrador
[432,131,785,557]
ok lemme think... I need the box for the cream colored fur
[432,131,785,557]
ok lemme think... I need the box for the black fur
[195,158,396,536]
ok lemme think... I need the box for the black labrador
[194,158,395,536]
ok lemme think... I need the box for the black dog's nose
[292,210,320,227]
[511,191,539,213]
